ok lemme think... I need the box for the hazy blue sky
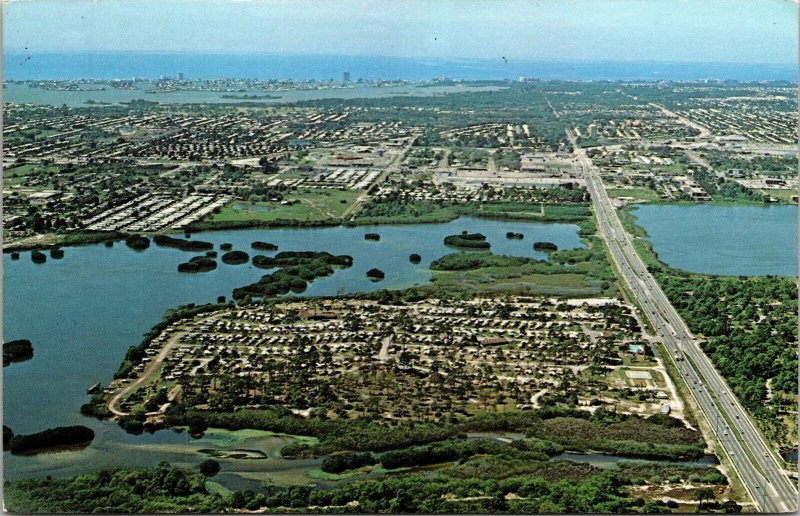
[4,0,797,64]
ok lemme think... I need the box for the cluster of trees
[494,149,521,170]
[30,250,47,263]
[657,272,797,444]
[448,147,490,166]
[364,233,381,241]
[506,232,524,239]
[163,404,703,462]
[4,339,34,365]
[7,425,94,454]
[4,462,222,513]
[125,235,150,250]
[237,464,664,513]
[366,268,385,280]
[444,232,491,250]
[616,462,727,486]
[177,256,217,273]
[533,241,558,251]
[379,438,558,470]
[221,250,249,265]
[353,196,588,226]
[233,251,352,300]
[321,452,378,473]
[4,458,692,514]
[430,252,532,271]
[691,169,764,203]
[153,235,213,252]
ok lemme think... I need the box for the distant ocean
[3,52,797,82]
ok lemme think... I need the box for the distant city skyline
[3,0,797,65]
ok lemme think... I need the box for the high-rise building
[176,72,185,80]
[343,71,351,82]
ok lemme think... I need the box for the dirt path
[107,330,186,416]
[376,335,394,362]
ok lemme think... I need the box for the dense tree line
[4,462,222,513]
[163,405,703,461]
[3,458,703,514]
[656,271,797,445]
[321,452,378,473]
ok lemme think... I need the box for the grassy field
[606,187,663,202]
[4,163,59,176]
[758,189,797,202]
[430,267,600,297]
[212,189,360,223]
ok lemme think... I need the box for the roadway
[569,133,797,513]
[343,135,417,221]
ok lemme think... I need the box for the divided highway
[571,141,797,513]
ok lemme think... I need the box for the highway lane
[569,137,797,513]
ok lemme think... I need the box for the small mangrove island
[4,339,34,366]
[366,268,385,280]
[125,235,151,250]
[8,425,95,455]
[444,231,491,250]
[533,241,558,251]
[177,256,218,273]
[251,241,279,251]
[221,250,250,265]
[153,235,214,252]
[233,251,353,299]
[30,250,47,263]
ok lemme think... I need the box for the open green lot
[211,188,360,223]
[606,187,663,202]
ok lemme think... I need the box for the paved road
[649,102,711,138]
[569,133,797,513]
[344,136,417,221]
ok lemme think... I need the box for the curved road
[107,331,185,417]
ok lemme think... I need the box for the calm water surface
[631,204,797,277]
[3,82,503,107]
[3,217,583,481]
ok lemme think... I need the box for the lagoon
[631,204,797,277]
[2,82,503,108]
[3,217,583,482]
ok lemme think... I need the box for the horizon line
[2,50,797,69]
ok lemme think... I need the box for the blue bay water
[631,204,798,277]
[3,217,583,480]
[4,52,797,82]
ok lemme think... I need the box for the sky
[3,0,798,65]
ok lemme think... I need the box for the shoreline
[4,199,794,255]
